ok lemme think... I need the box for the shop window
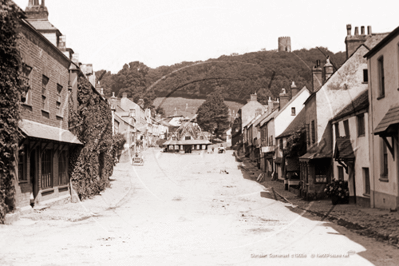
[42,75,49,110]
[378,56,385,98]
[363,168,370,195]
[21,64,32,105]
[41,149,53,189]
[18,148,26,181]
[315,162,328,183]
[357,113,365,137]
[343,120,350,137]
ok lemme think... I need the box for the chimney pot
[367,25,372,35]
[346,24,352,36]
[354,27,359,35]
[122,93,128,98]
[361,26,365,35]
[291,81,299,98]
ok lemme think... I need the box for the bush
[324,180,349,204]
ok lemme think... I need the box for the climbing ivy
[0,0,28,223]
[68,76,117,199]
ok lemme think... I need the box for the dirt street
[1,148,398,265]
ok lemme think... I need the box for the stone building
[278,36,291,52]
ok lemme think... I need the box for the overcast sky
[13,0,398,73]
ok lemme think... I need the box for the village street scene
[1,0,399,265]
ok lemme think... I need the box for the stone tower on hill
[278,36,291,52]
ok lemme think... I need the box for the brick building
[14,1,83,213]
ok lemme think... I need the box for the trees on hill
[196,90,230,134]
[95,47,346,111]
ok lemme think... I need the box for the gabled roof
[331,90,369,122]
[276,107,306,139]
[275,86,309,117]
[364,28,398,58]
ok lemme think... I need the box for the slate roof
[276,107,306,139]
[19,119,82,145]
[28,20,59,31]
[374,105,399,135]
[364,29,398,58]
[331,90,369,122]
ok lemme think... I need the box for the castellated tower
[278,36,291,52]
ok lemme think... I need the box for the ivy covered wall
[0,0,28,223]
[68,76,115,199]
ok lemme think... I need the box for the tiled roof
[374,105,399,135]
[331,90,369,122]
[276,107,306,139]
[19,119,82,145]
[364,33,390,50]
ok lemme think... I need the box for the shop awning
[334,137,355,161]
[299,150,331,161]
[374,105,399,136]
[19,119,82,145]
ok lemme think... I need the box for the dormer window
[185,136,191,140]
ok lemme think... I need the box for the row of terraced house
[4,0,168,222]
[238,24,399,210]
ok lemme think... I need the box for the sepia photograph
[1,0,399,265]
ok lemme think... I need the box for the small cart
[132,153,144,166]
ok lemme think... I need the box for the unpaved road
[1,149,398,265]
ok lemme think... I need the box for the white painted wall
[275,87,310,137]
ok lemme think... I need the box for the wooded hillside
[96,47,346,106]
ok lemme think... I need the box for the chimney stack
[346,24,352,36]
[354,27,359,35]
[137,99,144,109]
[268,97,273,114]
[58,35,66,51]
[312,60,323,93]
[291,81,299,98]
[72,53,79,65]
[250,92,258,102]
[324,57,334,83]
[279,88,289,109]
[345,24,368,59]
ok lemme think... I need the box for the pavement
[236,153,399,249]
[22,160,134,223]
